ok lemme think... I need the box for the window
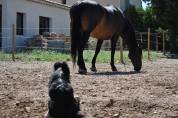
[16,12,24,35]
[61,0,66,4]
[39,16,50,35]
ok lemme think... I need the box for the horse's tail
[70,4,81,66]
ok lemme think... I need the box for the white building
[0,0,70,51]
[54,0,142,10]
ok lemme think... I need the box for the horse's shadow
[87,71,145,76]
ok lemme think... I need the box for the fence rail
[0,25,168,62]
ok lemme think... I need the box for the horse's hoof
[134,67,141,72]
[90,67,97,72]
[112,67,118,72]
[78,68,87,74]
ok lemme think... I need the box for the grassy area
[0,50,163,63]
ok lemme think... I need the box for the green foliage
[125,5,144,31]
[143,7,158,31]
[142,0,178,53]
[125,5,158,32]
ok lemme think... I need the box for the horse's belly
[90,14,116,39]
[90,26,114,39]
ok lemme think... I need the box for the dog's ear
[54,62,63,71]
[54,62,70,75]
[61,62,70,82]
[61,62,70,76]
[53,62,70,82]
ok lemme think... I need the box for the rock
[15,101,20,106]
[25,107,30,113]
[113,113,120,117]
[105,99,114,108]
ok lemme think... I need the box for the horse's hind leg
[77,32,90,74]
[110,35,119,72]
[90,40,103,72]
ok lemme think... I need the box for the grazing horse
[70,0,142,74]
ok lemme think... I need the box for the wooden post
[12,24,15,61]
[162,31,165,55]
[140,32,143,44]
[5,32,8,51]
[156,34,159,52]
[147,28,151,60]
[120,37,124,64]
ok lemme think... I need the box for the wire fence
[0,25,168,62]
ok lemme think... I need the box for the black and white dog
[47,62,84,118]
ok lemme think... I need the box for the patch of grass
[0,50,163,63]
[0,52,12,61]
[84,50,164,63]
[142,50,164,61]
[83,50,129,63]
[0,50,70,62]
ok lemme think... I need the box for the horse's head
[123,17,142,72]
[129,44,142,72]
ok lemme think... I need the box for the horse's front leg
[110,35,118,72]
[90,40,103,72]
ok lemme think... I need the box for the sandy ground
[0,58,178,118]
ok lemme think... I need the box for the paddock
[0,57,178,118]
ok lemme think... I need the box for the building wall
[129,0,142,8]
[48,0,142,9]
[1,0,70,50]
[51,0,129,10]
[66,0,120,7]
[68,0,131,10]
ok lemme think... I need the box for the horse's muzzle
[134,66,141,72]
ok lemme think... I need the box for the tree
[125,5,158,32]
[125,5,144,31]
[143,7,158,31]
[143,0,178,53]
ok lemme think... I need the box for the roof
[26,0,70,10]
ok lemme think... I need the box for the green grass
[0,50,163,63]
[84,50,163,63]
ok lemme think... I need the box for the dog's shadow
[86,71,146,76]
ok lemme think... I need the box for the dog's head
[51,62,70,83]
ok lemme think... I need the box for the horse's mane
[122,16,138,49]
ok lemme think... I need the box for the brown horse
[70,0,142,74]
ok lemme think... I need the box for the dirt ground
[0,57,178,118]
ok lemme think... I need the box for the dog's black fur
[47,62,84,118]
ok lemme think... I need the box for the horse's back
[70,0,104,28]
[91,5,126,39]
